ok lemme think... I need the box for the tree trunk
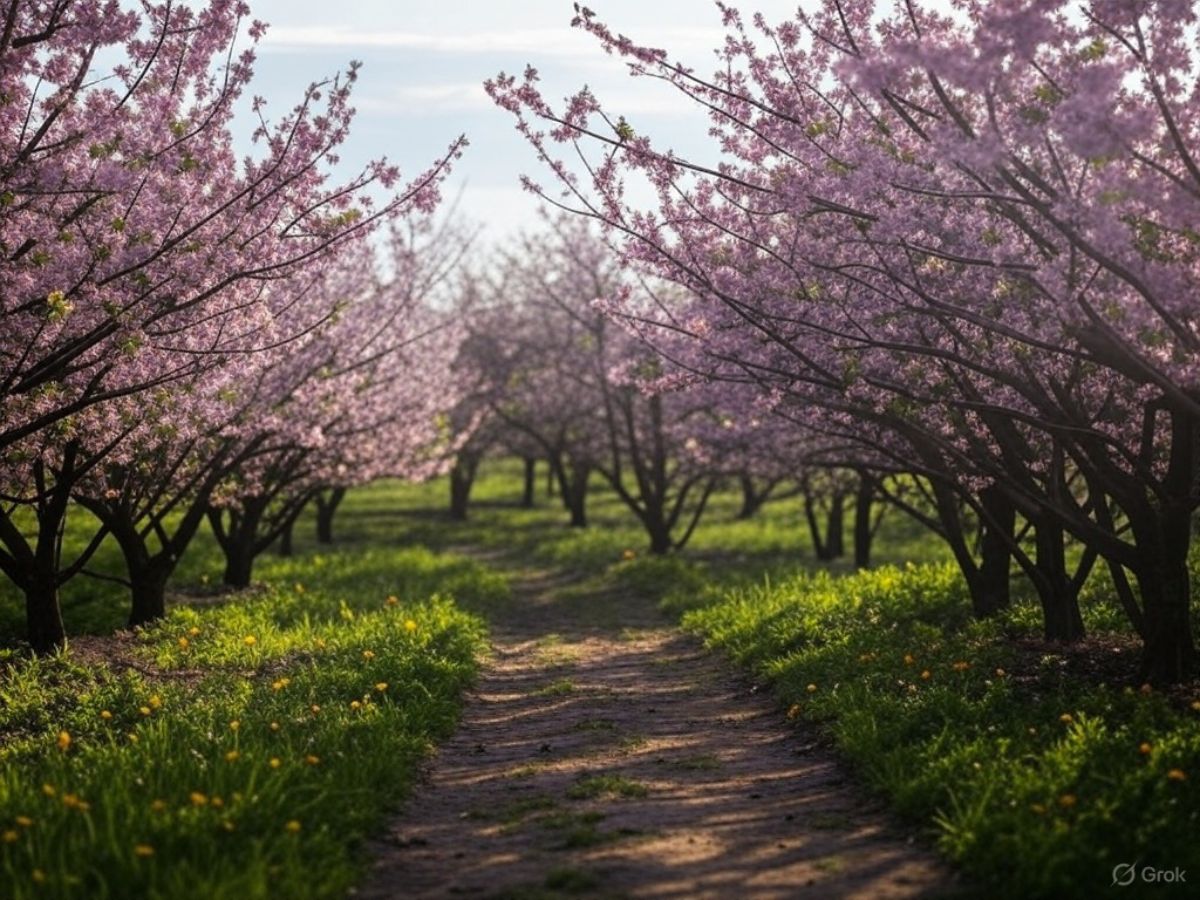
[647,522,672,555]
[565,460,590,528]
[128,559,172,628]
[315,488,345,545]
[449,457,477,521]
[804,492,832,560]
[976,486,1015,616]
[24,575,66,655]
[827,490,845,559]
[222,539,255,589]
[853,472,874,569]
[737,475,763,520]
[521,457,536,508]
[1032,518,1085,643]
[278,516,295,557]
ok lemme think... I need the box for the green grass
[0,485,508,900]
[682,563,1200,899]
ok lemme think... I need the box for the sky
[241,0,803,247]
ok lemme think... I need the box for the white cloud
[261,25,726,59]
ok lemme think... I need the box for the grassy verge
[0,544,505,900]
[680,562,1200,898]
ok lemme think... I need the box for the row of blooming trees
[0,0,468,651]
[487,1,1200,681]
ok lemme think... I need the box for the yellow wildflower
[362,650,376,660]
[134,844,154,857]
[1058,793,1077,808]
[148,695,162,710]
[1139,742,1153,755]
[56,731,71,751]
[188,627,201,637]
[229,720,240,732]
[100,710,113,721]
[1167,769,1187,782]
[189,792,208,807]
[1059,713,1073,724]
[2,830,17,844]
[405,619,418,633]
[385,595,399,606]
[15,816,32,828]
[139,706,151,717]
[305,754,320,766]
[225,750,241,763]
[805,683,817,694]
[243,635,257,647]
[269,757,281,769]
[150,800,166,813]
[32,869,46,884]
[178,637,190,650]
[42,784,56,797]
[284,820,301,834]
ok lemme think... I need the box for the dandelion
[805,683,817,694]
[41,784,56,797]
[951,661,970,672]
[310,704,321,714]
[385,596,399,606]
[139,706,151,717]
[1167,769,1188,782]
[350,700,361,711]
[150,800,166,813]
[269,721,281,732]
[1028,727,1037,735]
[1059,713,1073,724]
[188,627,201,637]
[15,816,32,828]
[129,732,140,744]
[32,869,46,884]
[178,637,190,651]
[211,797,224,809]
[903,654,915,665]
[786,703,801,720]
[1058,793,1077,808]
[1191,700,1200,712]
[920,669,932,680]
[294,583,305,594]
[405,619,418,633]
[314,638,327,649]
[305,755,320,766]
[222,819,236,832]
[2,830,17,844]
[285,820,301,834]
[1139,683,1153,695]
[362,650,376,660]
[243,635,257,647]
[1030,803,1046,815]
[229,720,240,732]
[1139,742,1153,755]
[62,794,89,811]
[100,710,113,721]
[375,682,388,693]
[134,844,154,858]
[621,549,636,561]
[994,668,1006,677]
[57,730,71,751]
[189,792,208,807]
[148,695,162,710]
[225,750,241,763]
[271,680,285,691]
[269,757,281,769]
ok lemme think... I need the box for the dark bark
[565,459,590,528]
[314,487,345,545]
[804,491,833,561]
[853,471,874,569]
[449,456,479,521]
[24,575,65,655]
[278,516,295,557]
[127,558,172,628]
[976,485,1015,616]
[737,474,773,520]
[521,457,537,508]
[827,489,845,559]
[208,499,266,589]
[1031,517,1086,643]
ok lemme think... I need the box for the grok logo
[1112,862,1187,887]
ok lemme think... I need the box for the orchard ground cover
[373,460,1200,899]
[0,501,505,900]
[2,460,1199,898]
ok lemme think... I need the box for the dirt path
[357,565,957,899]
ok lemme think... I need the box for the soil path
[358,562,957,899]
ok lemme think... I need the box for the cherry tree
[489,2,1200,679]
[0,0,464,649]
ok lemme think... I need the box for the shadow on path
[358,555,959,899]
